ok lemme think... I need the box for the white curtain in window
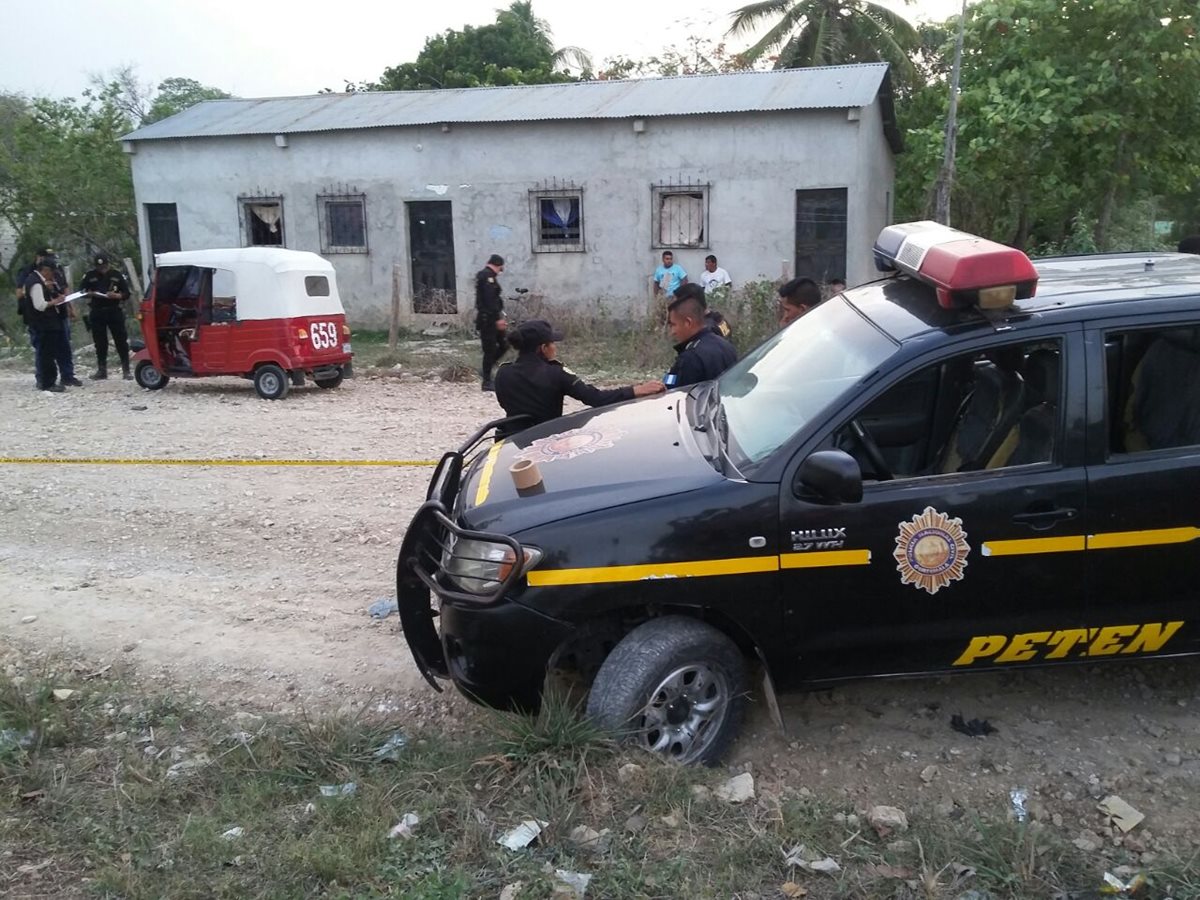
[250,203,281,233]
[660,194,703,246]
[552,198,574,224]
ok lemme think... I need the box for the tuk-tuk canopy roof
[154,248,345,321]
[155,247,335,276]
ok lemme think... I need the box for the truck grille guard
[396,415,531,691]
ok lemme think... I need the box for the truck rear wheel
[253,364,290,400]
[134,361,168,391]
[586,616,748,765]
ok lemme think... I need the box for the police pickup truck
[397,221,1200,765]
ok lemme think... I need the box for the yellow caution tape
[0,456,437,468]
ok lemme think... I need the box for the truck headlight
[442,537,542,596]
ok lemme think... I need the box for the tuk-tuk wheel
[253,364,290,400]
[134,361,169,391]
[315,369,344,390]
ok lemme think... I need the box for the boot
[121,361,132,381]
[90,364,108,380]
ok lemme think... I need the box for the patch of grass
[5,662,1200,899]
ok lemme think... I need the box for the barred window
[239,195,285,247]
[530,189,584,253]
[318,194,368,254]
[652,183,710,249]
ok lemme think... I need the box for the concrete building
[121,64,900,327]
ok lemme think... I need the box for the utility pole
[933,0,969,226]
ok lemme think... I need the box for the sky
[0,0,966,101]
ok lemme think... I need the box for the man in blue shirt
[653,251,687,299]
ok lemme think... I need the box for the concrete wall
[129,105,895,327]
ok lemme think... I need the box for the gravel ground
[4,365,1200,861]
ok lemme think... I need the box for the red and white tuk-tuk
[132,248,353,400]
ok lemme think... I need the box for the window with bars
[318,194,368,253]
[652,184,710,249]
[530,190,584,252]
[239,196,285,247]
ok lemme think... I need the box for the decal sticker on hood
[894,506,970,595]
[514,426,627,464]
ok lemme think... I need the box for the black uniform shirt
[474,267,503,323]
[666,328,738,388]
[495,353,634,433]
[81,268,131,309]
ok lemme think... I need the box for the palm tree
[499,1,593,74]
[727,0,918,82]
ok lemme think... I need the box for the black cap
[39,254,60,269]
[516,319,564,345]
[487,254,505,266]
[37,246,55,257]
[94,255,109,266]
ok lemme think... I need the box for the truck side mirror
[794,450,863,505]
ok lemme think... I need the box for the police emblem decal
[893,506,970,595]
[515,427,627,464]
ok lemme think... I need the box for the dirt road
[4,368,1199,859]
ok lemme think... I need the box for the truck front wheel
[586,616,748,766]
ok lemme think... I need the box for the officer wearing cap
[475,254,508,391]
[494,319,665,436]
[664,286,738,388]
[80,254,132,379]
[24,255,72,392]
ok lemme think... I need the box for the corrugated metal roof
[122,64,891,142]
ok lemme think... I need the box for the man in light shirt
[699,254,732,296]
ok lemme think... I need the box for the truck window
[1107,325,1200,454]
[835,338,1063,479]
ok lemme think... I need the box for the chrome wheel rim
[260,372,281,395]
[635,663,730,763]
[140,366,161,387]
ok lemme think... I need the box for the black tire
[315,369,344,390]
[134,360,169,391]
[586,616,748,766]
[253,363,290,400]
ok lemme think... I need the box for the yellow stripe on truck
[1087,526,1200,550]
[981,535,1087,557]
[473,441,505,507]
[526,555,780,587]
[779,549,872,569]
[522,524,1200,588]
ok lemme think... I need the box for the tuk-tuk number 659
[310,322,340,350]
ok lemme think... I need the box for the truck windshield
[718,297,898,466]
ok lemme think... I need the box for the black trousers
[90,306,129,369]
[479,321,507,381]
[36,327,68,387]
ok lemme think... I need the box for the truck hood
[459,392,724,534]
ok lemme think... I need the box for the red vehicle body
[132,248,354,400]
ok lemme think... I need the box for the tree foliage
[0,89,138,282]
[0,70,232,289]
[897,0,1200,251]
[145,77,232,124]
[727,0,920,86]
[596,36,761,79]
[373,2,591,91]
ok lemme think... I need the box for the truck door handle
[1012,507,1077,530]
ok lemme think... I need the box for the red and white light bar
[874,221,1038,310]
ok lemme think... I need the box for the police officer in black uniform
[15,247,70,389]
[81,254,132,379]
[24,256,71,392]
[475,253,507,391]
[664,284,738,388]
[494,319,664,436]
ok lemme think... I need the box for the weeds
[5,662,1200,898]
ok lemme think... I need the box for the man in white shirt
[699,255,732,296]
